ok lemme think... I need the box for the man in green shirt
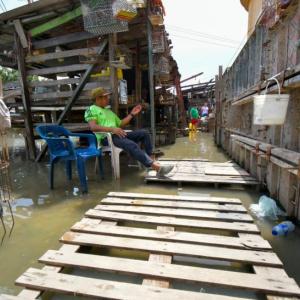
[85,88,174,176]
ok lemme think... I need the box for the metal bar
[180,72,203,84]
[35,39,108,162]
[147,1,156,148]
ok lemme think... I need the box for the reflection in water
[0,130,300,298]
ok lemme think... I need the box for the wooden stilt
[15,32,36,160]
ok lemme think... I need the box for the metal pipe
[147,0,155,149]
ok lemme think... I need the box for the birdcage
[152,29,165,53]
[110,44,133,69]
[80,0,128,35]
[127,0,146,8]
[154,55,170,77]
[260,0,280,29]
[112,0,137,22]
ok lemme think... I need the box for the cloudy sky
[3,0,248,84]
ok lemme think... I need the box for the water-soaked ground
[1,130,300,298]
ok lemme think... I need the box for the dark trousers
[104,129,154,168]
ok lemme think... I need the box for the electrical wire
[171,33,239,49]
[0,1,5,12]
[0,0,6,11]
[167,24,241,44]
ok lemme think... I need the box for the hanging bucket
[253,77,290,125]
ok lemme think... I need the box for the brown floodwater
[0,130,300,299]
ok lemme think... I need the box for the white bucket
[253,77,290,125]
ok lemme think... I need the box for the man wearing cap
[84,88,174,177]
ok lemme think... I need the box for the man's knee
[137,129,150,138]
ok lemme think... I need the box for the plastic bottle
[272,221,295,236]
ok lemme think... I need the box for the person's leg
[126,129,153,156]
[112,135,153,168]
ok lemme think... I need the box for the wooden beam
[35,39,108,162]
[15,268,241,300]
[85,210,260,233]
[60,231,281,266]
[29,7,82,37]
[32,31,96,49]
[39,249,300,297]
[15,32,36,160]
[27,64,89,76]
[109,33,119,114]
[26,47,100,63]
[13,19,28,48]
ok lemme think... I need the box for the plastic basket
[253,77,290,125]
[80,0,128,35]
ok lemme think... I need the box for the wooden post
[218,65,223,146]
[147,2,156,148]
[109,33,119,114]
[15,32,36,160]
[135,40,142,129]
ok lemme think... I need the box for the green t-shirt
[190,107,199,119]
[84,105,121,141]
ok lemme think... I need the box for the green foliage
[0,67,18,83]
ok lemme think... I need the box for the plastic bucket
[253,94,289,125]
[253,77,290,125]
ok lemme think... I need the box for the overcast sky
[4,0,248,84]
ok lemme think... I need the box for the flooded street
[1,131,300,297]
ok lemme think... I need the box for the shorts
[191,119,198,125]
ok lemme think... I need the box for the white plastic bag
[250,195,286,220]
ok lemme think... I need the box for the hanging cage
[80,0,129,35]
[112,0,137,22]
[152,28,165,53]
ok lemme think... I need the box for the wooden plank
[239,233,296,300]
[101,197,247,212]
[26,46,100,63]
[254,266,297,300]
[0,296,29,300]
[143,226,173,288]
[13,20,28,48]
[29,77,80,87]
[27,64,89,76]
[18,219,117,299]
[29,7,82,37]
[145,174,258,185]
[60,232,282,266]
[15,268,244,300]
[32,31,96,49]
[205,167,250,176]
[85,210,260,233]
[72,218,271,250]
[107,192,242,204]
[39,250,300,297]
[95,204,253,222]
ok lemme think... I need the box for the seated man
[85,88,174,177]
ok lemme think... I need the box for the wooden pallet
[2,192,300,299]
[145,160,259,186]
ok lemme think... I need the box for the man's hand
[112,127,127,138]
[130,104,142,116]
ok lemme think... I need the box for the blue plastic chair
[36,125,104,193]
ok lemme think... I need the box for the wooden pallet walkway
[2,192,300,300]
[145,160,259,186]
